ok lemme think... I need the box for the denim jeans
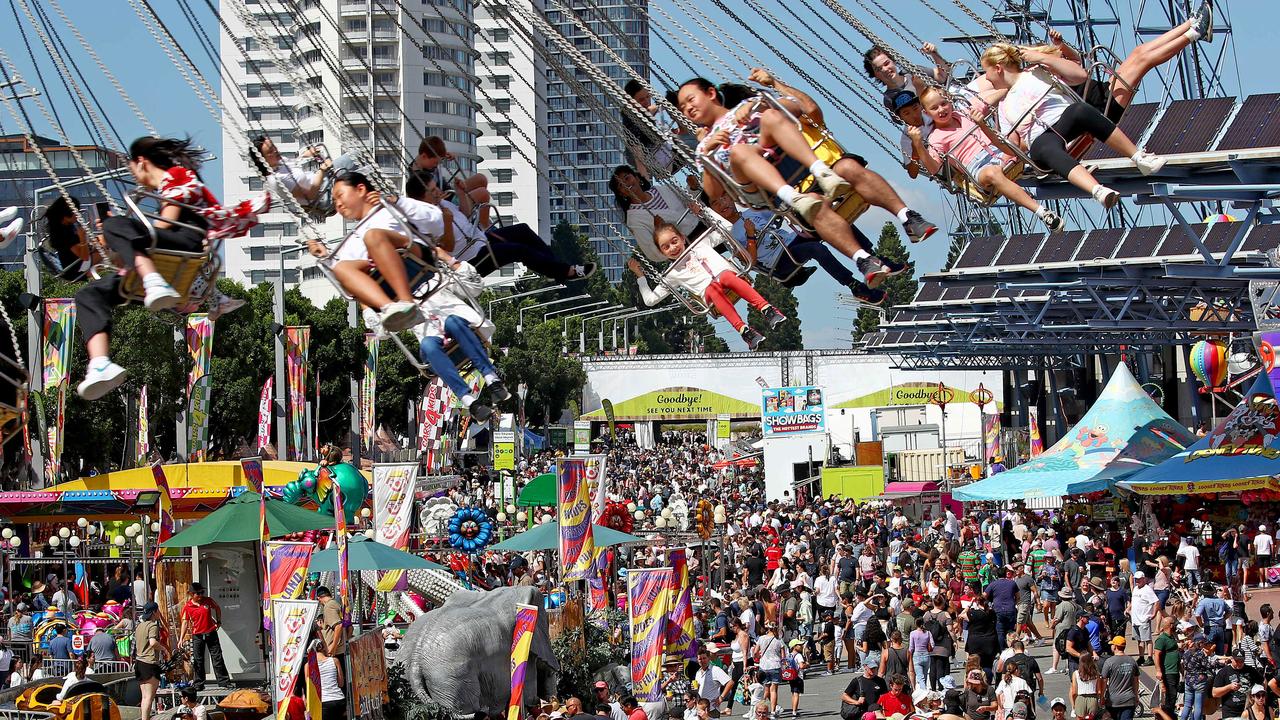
[1225,559,1239,580]
[1107,706,1135,720]
[995,612,1017,649]
[913,655,930,690]
[1179,684,1204,720]
[1186,569,1201,587]
[417,315,497,398]
[1207,625,1227,655]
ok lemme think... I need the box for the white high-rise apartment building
[218,0,477,299]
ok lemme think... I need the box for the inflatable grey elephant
[397,586,559,715]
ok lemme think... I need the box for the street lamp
[487,283,566,320]
[546,299,609,323]
[517,293,590,333]
[131,491,162,591]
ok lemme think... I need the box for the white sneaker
[0,218,23,249]
[207,294,246,321]
[789,193,824,224]
[1133,151,1167,176]
[1091,185,1120,209]
[379,301,423,332]
[77,361,128,401]
[143,283,181,311]
[0,206,18,224]
[812,166,852,200]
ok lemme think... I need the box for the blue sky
[0,1,1267,350]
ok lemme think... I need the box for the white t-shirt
[1130,584,1159,624]
[132,579,148,608]
[740,607,756,638]
[814,575,839,608]
[997,70,1071,146]
[334,197,446,263]
[1256,533,1274,556]
[272,160,314,195]
[1179,544,1201,571]
[439,198,488,263]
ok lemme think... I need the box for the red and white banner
[271,599,318,712]
[372,463,417,592]
[256,376,274,453]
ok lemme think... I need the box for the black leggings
[75,217,204,341]
[1029,102,1118,179]
[471,223,574,280]
[928,655,950,691]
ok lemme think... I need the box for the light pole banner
[665,548,697,659]
[284,326,310,460]
[372,463,417,592]
[557,457,595,582]
[256,377,274,454]
[628,567,673,702]
[983,413,1003,463]
[40,299,75,479]
[271,599,319,713]
[507,603,539,720]
[185,313,214,462]
[329,471,350,626]
[151,461,175,575]
[135,385,150,468]
[1029,407,1044,457]
[265,541,314,600]
[361,333,378,452]
[584,453,609,519]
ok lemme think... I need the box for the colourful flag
[665,548,697,658]
[584,453,609,519]
[185,313,214,461]
[508,603,539,720]
[150,461,175,575]
[557,457,595,582]
[587,547,609,614]
[135,385,150,468]
[361,333,379,452]
[40,299,75,479]
[284,326,310,460]
[242,456,265,494]
[73,562,89,607]
[982,412,1003,462]
[271,599,318,717]
[372,463,416,592]
[1029,407,1043,457]
[628,567,673,701]
[313,370,321,460]
[266,541,314,600]
[329,469,350,626]
[257,376,274,453]
[243,456,269,630]
[304,650,323,720]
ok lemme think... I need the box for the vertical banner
[587,548,609,614]
[271,599,319,715]
[73,562,89,607]
[265,541,314,600]
[666,548,697,658]
[243,456,269,631]
[150,461,175,573]
[313,371,321,460]
[557,457,595,582]
[185,313,214,462]
[305,651,323,720]
[135,385,150,467]
[284,326,310,460]
[1029,407,1044,457]
[628,568,674,702]
[493,430,516,471]
[508,603,539,720]
[40,299,75,479]
[602,398,617,443]
[242,456,265,494]
[361,333,378,452]
[256,377,274,453]
[372,463,417,592]
[329,471,350,626]
[584,453,609,519]
[982,413,1003,462]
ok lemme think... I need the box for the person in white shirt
[308,172,452,334]
[813,570,839,613]
[132,571,148,609]
[1129,572,1160,665]
[55,656,94,701]
[1178,540,1201,587]
[1254,525,1274,588]
[693,649,733,713]
[251,136,356,218]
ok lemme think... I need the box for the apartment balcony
[339,1,368,16]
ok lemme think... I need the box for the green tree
[746,275,802,350]
[853,223,919,341]
[496,319,586,426]
[943,234,967,271]
[549,220,613,299]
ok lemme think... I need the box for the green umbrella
[516,472,556,506]
[489,522,646,552]
[310,535,446,572]
[161,491,335,547]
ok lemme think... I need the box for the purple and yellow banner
[185,314,214,462]
[271,599,318,717]
[508,603,539,720]
[244,456,270,630]
[361,333,378,452]
[151,461,174,574]
[330,470,351,626]
[983,413,1002,462]
[372,463,416,592]
[587,547,609,614]
[666,548,697,658]
[284,326,310,460]
[558,457,595,582]
[257,377,273,453]
[304,651,323,720]
[628,567,673,702]
[40,299,75,479]
[135,385,150,468]
[1029,407,1043,457]
[266,541,314,600]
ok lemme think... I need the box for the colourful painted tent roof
[955,364,1194,501]
[1119,372,1280,495]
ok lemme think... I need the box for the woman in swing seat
[250,135,357,218]
[980,44,1167,208]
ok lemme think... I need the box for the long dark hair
[676,78,756,115]
[128,136,208,173]
[608,165,652,212]
[249,134,273,177]
[43,196,80,238]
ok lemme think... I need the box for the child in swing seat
[628,217,785,351]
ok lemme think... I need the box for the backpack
[924,614,951,647]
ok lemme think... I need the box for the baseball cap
[886,89,920,114]
[1051,698,1067,709]
[1252,685,1268,696]
[189,582,205,594]
[141,601,160,617]
[315,586,332,598]
[1132,571,1146,580]
[1233,648,1247,659]
[1110,636,1127,647]
[967,669,985,683]
[594,681,609,690]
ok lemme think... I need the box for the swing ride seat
[117,189,215,306]
[316,195,445,304]
[655,221,755,317]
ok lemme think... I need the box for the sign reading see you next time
[761,386,826,436]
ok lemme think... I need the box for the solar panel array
[1143,97,1237,155]
[1216,94,1280,151]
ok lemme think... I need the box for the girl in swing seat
[628,217,784,351]
[980,44,1167,208]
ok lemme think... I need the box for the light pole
[581,307,634,352]
[572,306,629,353]
[546,300,609,324]
[610,306,676,350]
[488,283,567,321]
[517,293,590,333]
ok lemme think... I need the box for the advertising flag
[40,299,75,478]
[73,562,89,607]
[150,461,175,573]
[185,313,214,461]
[329,470,350,625]
[372,463,417,592]
[587,547,609,613]
[284,326,310,460]
[665,548,697,658]
[361,333,378,452]
[271,599,319,716]
[266,541,314,600]
[508,603,539,720]
[584,453,609,519]
[257,376,274,453]
[557,457,595,582]
[135,385,150,468]
[983,413,1003,462]
[1029,407,1044,457]
[305,651,323,720]
[628,568,673,701]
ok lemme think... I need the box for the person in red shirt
[620,695,648,720]
[178,582,231,690]
[876,674,915,717]
[765,543,782,573]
